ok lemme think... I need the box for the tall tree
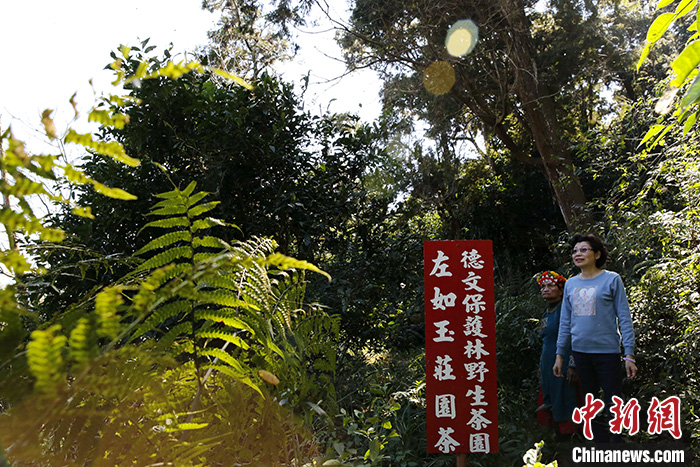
[201,0,300,79]
[31,46,387,339]
[334,0,652,230]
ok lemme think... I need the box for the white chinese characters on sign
[435,427,460,453]
[432,287,458,310]
[433,320,455,342]
[426,242,497,454]
[434,355,457,381]
[430,250,453,277]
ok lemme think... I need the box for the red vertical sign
[425,240,498,454]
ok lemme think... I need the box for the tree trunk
[499,0,590,232]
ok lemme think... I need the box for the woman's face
[572,241,601,270]
[540,282,563,304]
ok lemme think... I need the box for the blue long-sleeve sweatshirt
[556,270,635,356]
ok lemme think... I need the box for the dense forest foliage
[1,0,700,465]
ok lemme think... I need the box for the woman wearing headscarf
[536,270,580,439]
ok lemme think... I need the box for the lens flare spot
[445,20,479,57]
[258,369,280,385]
[423,61,456,95]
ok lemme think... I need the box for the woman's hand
[625,355,637,379]
[553,354,564,378]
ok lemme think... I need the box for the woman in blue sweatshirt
[552,233,637,442]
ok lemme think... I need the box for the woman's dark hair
[571,233,608,268]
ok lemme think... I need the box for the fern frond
[192,236,231,250]
[151,195,188,210]
[154,184,188,200]
[261,339,286,360]
[197,273,240,292]
[95,287,124,340]
[193,289,249,308]
[147,204,188,217]
[135,246,193,272]
[202,362,261,396]
[197,329,250,350]
[199,348,248,372]
[265,252,331,281]
[154,322,193,351]
[191,217,227,232]
[187,201,220,219]
[193,251,226,264]
[68,318,94,366]
[26,325,67,392]
[146,262,193,288]
[202,363,265,398]
[194,309,255,333]
[165,422,209,433]
[138,216,189,233]
[135,230,192,256]
[185,191,209,208]
[130,300,193,341]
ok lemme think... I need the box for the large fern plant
[119,180,336,399]
[1,181,338,464]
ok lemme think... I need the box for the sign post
[424,241,499,459]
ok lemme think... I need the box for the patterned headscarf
[536,270,566,289]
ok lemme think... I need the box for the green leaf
[656,0,676,9]
[675,0,697,17]
[640,124,667,145]
[71,206,95,219]
[193,290,248,308]
[199,347,246,370]
[195,310,255,333]
[671,40,700,86]
[87,109,130,129]
[131,300,193,340]
[197,330,251,349]
[367,438,382,462]
[151,197,185,209]
[683,110,698,134]
[305,401,329,417]
[192,236,230,250]
[210,67,254,90]
[191,217,227,232]
[168,422,208,432]
[185,191,209,208]
[651,123,674,147]
[148,204,188,217]
[647,12,677,43]
[181,181,197,198]
[187,201,220,219]
[202,362,262,396]
[680,73,700,107]
[91,181,138,200]
[139,216,189,233]
[265,252,331,280]
[64,129,140,167]
[135,230,192,256]
[135,246,193,272]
